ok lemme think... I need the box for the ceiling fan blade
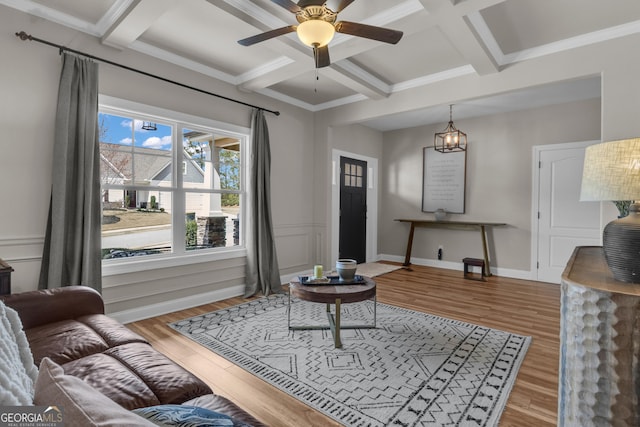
[271,0,302,13]
[324,0,355,13]
[313,45,331,68]
[297,0,326,7]
[335,21,403,44]
[238,26,297,46]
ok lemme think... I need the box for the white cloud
[121,119,149,132]
[121,119,133,130]
[119,137,133,145]
[142,135,172,149]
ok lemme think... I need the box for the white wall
[0,6,318,318]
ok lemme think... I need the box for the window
[99,99,246,267]
[343,162,364,188]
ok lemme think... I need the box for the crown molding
[502,19,640,65]
[236,56,296,85]
[129,40,238,85]
[392,65,476,93]
[0,0,108,36]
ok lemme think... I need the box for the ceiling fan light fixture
[296,19,335,47]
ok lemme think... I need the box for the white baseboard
[109,284,246,324]
[377,254,533,281]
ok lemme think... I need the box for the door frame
[331,149,378,266]
[530,140,600,280]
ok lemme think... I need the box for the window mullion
[173,123,186,255]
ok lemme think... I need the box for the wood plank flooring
[127,263,560,427]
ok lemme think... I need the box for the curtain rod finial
[16,31,32,41]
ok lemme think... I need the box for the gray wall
[0,6,317,318]
[378,99,601,273]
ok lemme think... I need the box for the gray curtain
[244,109,282,297]
[39,53,102,291]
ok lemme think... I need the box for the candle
[313,265,323,278]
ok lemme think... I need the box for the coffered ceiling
[5,0,640,130]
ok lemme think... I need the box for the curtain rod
[16,31,280,116]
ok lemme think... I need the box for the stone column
[197,216,226,247]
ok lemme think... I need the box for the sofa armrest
[0,286,104,329]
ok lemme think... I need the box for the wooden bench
[463,257,486,281]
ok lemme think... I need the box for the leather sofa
[1,286,265,426]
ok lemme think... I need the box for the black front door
[339,156,367,263]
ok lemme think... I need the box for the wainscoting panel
[103,258,246,315]
[273,224,314,273]
[0,236,44,293]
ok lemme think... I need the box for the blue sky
[99,112,172,151]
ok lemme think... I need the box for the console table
[559,246,640,426]
[395,219,505,276]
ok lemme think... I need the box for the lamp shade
[580,138,640,283]
[580,138,640,201]
[296,20,335,47]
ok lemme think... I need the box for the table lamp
[580,138,640,283]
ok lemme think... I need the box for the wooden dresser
[559,246,640,426]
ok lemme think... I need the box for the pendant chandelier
[434,105,467,153]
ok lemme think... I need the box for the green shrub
[186,219,198,247]
[222,194,239,207]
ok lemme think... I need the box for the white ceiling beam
[239,60,311,92]
[323,60,390,99]
[418,0,500,75]
[101,0,177,49]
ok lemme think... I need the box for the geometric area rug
[169,294,530,427]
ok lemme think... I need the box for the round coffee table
[288,276,376,348]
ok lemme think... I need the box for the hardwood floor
[127,263,560,427]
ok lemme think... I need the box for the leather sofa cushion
[25,315,148,366]
[63,342,211,410]
[26,320,109,366]
[35,358,156,427]
[62,352,161,409]
[77,314,148,347]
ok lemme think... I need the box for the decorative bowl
[336,259,357,281]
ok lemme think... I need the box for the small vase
[434,209,447,221]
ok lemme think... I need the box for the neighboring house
[100,142,210,215]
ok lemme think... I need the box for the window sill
[102,247,247,277]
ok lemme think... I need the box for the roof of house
[100,142,204,184]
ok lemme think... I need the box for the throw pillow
[133,405,248,427]
[0,300,38,405]
[34,357,156,427]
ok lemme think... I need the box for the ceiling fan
[238,0,403,69]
